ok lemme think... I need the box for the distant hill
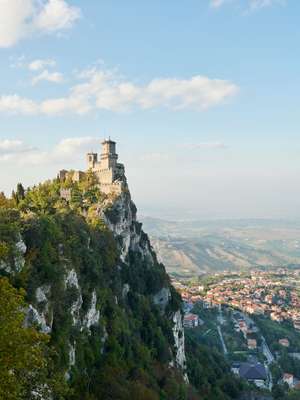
[141,217,300,277]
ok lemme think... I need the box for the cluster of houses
[172,270,300,331]
[282,373,300,390]
[182,300,204,328]
[172,270,300,392]
[231,358,300,391]
[231,360,268,389]
[183,313,202,328]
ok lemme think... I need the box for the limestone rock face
[153,287,171,310]
[172,311,188,380]
[0,237,26,274]
[15,239,27,271]
[33,285,53,333]
[102,191,154,264]
[69,342,76,366]
[0,260,11,273]
[65,269,80,288]
[25,305,52,334]
[83,290,100,329]
[3,185,187,383]
[65,269,83,326]
[36,285,50,303]
[102,191,187,376]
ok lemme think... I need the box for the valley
[141,217,300,277]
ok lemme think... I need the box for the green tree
[0,278,67,400]
[16,183,25,201]
[286,391,300,399]
[11,183,26,207]
[0,241,9,259]
[70,184,83,209]
[0,192,14,208]
[272,384,286,400]
[21,181,60,214]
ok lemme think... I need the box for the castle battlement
[59,139,127,195]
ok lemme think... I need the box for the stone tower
[87,139,126,194]
[86,152,98,169]
[100,139,118,169]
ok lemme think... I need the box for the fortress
[59,139,127,195]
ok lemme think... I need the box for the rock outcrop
[102,191,187,375]
[1,177,188,397]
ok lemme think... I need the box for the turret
[100,139,118,169]
[86,152,98,169]
[101,139,116,156]
[84,138,126,195]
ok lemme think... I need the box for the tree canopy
[0,277,67,400]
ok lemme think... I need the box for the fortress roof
[102,138,116,144]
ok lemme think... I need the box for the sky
[0,0,299,220]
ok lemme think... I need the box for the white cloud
[139,76,238,110]
[139,142,226,165]
[0,68,239,115]
[31,69,64,85]
[210,0,228,7]
[210,0,285,9]
[10,57,63,86]
[0,0,34,48]
[74,69,238,112]
[0,95,38,115]
[249,0,285,9]
[35,0,81,32]
[10,55,26,69]
[0,137,100,165]
[43,68,239,113]
[0,139,28,153]
[28,58,56,71]
[140,153,170,162]
[0,139,36,161]
[52,137,99,159]
[40,96,91,115]
[182,142,227,149]
[0,0,80,48]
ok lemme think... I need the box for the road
[231,310,275,390]
[262,336,275,364]
[202,328,212,337]
[266,364,273,391]
[217,325,228,355]
[238,312,275,364]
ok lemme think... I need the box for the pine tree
[16,183,25,201]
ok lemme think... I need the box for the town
[173,269,300,395]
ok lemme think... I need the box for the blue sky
[0,0,299,219]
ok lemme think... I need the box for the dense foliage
[0,179,246,400]
[186,330,246,400]
[253,315,300,353]
[0,277,67,400]
[0,180,189,399]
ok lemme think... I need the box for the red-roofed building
[183,313,200,328]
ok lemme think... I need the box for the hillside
[0,177,247,400]
[141,217,300,277]
[0,179,187,399]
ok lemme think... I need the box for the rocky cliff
[0,179,188,399]
[101,191,187,374]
